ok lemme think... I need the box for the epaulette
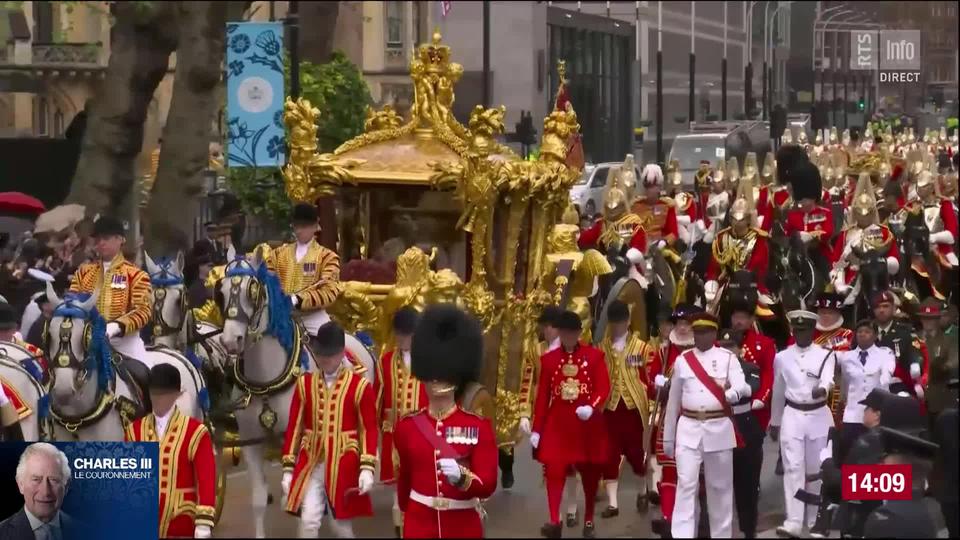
[752,227,769,238]
[659,196,676,207]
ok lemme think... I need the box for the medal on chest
[111,273,127,289]
[302,262,317,276]
[445,426,478,445]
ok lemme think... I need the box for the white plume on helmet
[641,164,663,187]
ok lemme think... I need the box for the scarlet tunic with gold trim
[705,227,771,294]
[270,239,343,310]
[532,343,611,467]
[785,206,835,261]
[281,369,378,519]
[756,186,776,232]
[577,214,648,253]
[741,329,776,430]
[829,225,899,285]
[394,407,498,539]
[631,197,679,245]
[124,408,216,538]
[69,254,152,335]
[374,349,428,483]
[516,341,548,423]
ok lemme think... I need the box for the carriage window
[590,167,610,188]
[336,186,467,284]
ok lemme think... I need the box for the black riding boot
[499,447,515,489]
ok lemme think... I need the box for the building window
[37,97,49,136]
[54,109,64,137]
[386,1,404,49]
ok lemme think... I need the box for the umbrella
[34,204,86,234]
[0,192,46,215]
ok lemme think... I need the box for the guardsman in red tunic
[69,215,152,362]
[632,164,680,252]
[910,170,959,269]
[648,304,700,537]
[394,305,498,539]
[532,310,611,539]
[784,161,835,271]
[281,322,377,538]
[374,307,427,536]
[729,300,776,433]
[598,300,656,518]
[125,364,216,539]
[578,168,648,280]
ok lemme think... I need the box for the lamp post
[811,4,850,103]
[746,1,763,118]
[657,0,663,163]
[722,1,727,120]
[288,1,300,99]
[690,1,696,125]
[765,1,793,120]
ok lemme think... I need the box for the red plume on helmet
[891,163,905,182]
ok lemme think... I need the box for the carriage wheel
[593,277,648,344]
[214,456,228,525]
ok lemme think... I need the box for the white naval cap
[786,310,818,326]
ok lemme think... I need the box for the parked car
[668,121,772,187]
[569,161,640,219]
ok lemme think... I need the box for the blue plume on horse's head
[50,291,114,392]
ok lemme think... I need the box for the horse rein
[150,271,189,339]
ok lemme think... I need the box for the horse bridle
[150,270,189,339]
[218,274,266,340]
[46,316,93,392]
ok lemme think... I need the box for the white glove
[194,525,212,539]
[800,231,814,243]
[704,280,720,302]
[438,458,462,484]
[519,417,532,435]
[702,228,715,244]
[530,432,540,449]
[281,471,292,499]
[290,294,300,308]
[929,230,955,245]
[914,384,925,400]
[358,469,375,494]
[106,322,122,338]
[575,405,594,421]
[758,293,774,305]
[724,388,740,403]
[694,219,707,234]
[886,256,900,275]
[677,214,692,226]
[663,440,675,459]
[751,399,765,410]
[626,247,645,264]
[910,363,921,381]
[656,239,667,250]
[655,374,667,389]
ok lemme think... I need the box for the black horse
[901,211,948,304]
[844,246,891,325]
[773,231,825,313]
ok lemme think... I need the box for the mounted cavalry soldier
[704,171,774,307]
[784,161,834,277]
[830,173,900,296]
[270,203,344,337]
[598,300,657,518]
[664,160,697,246]
[632,164,680,253]
[696,162,730,246]
[68,215,153,365]
[909,170,959,269]
[578,167,648,283]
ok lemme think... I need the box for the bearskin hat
[775,144,810,187]
[789,160,823,203]
[411,305,483,387]
[292,203,319,225]
[148,364,181,393]
[728,296,756,317]
[311,321,346,356]
[537,305,565,326]
[393,306,420,335]
[555,310,583,331]
[92,215,126,238]
[607,300,630,323]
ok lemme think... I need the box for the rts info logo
[850,30,922,83]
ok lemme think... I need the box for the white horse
[45,282,205,440]
[217,254,375,538]
[0,341,50,441]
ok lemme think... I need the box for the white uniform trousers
[110,333,152,367]
[672,442,733,538]
[299,463,355,539]
[780,434,827,530]
[299,309,332,336]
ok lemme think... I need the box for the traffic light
[515,111,537,147]
[858,97,865,112]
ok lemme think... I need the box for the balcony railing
[31,42,102,66]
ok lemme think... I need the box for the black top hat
[790,161,823,202]
[728,297,756,316]
[0,302,16,331]
[411,304,483,388]
[555,311,583,331]
[92,215,126,238]
[606,300,630,323]
[311,321,346,357]
[537,305,565,326]
[815,292,845,311]
[292,203,319,225]
[148,364,181,393]
[393,306,420,335]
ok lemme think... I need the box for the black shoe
[651,518,669,537]
[501,469,515,490]
[583,522,596,538]
[809,505,833,538]
[565,510,578,528]
[636,493,649,513]
[267,493,274,505]
[540,522,562,538]
[742,530,756,539]
[600,506,619,518]
[648,491,661,506]
[775,456,784,476]
[394,526,402,538]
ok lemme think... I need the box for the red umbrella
[0,192,46,215]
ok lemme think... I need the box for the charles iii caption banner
[0,441,159,540]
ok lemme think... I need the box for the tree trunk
[299,1,340,63]
[143,1,230,257]
[65,2,178,219]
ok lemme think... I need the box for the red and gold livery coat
[532,343,611,467]
[281,369,378,519]
[395,407,498,538]
[124,408,216,538]
[578,213,648,253]
[631,197,679,246]
[756,186,776,232]
[518,340,557,424]
[652,341,686,466]
[269,239,343,310]
[69,254,152,335]
[601,333,655,423]
[374,349,428,483]
[741,329,776,430]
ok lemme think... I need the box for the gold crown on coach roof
[419,29,451,72]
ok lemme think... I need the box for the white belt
[409,490,479,511]
[732,402,752,415]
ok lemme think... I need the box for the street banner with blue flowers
[226,22,285,168]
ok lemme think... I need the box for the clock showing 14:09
[841,464,913,501]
